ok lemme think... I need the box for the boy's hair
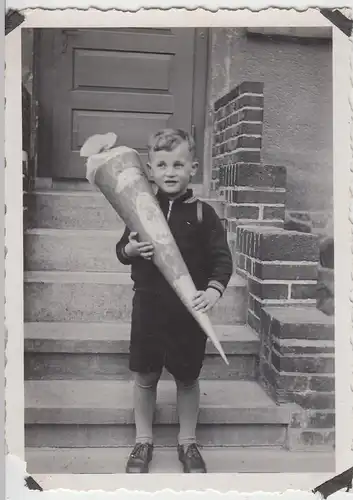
[147,128,196,160]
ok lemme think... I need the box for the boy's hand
[125,232,154,260]
[192,288,221,313]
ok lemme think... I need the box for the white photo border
[4,7,353,496]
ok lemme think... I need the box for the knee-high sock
[175,378,200,447]
[133,371,161,444]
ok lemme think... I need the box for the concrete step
[25,447,335,475]
[24,229,129,273]
[24,322,258,354]
[23,272,248,324]
[25,191,125,230]
[25,422,286,449]
[25,191,226,230]
[26,380,290,425]
[25,380,295,448]
[24,323,259,381]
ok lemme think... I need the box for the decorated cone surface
[80,136,229,365]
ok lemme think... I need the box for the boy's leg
[128,290,165,473]
[164,317,207,473]
[175,377,200,447]
[126,370,161,474]
[175,376,206,473]
[134,371,161,444]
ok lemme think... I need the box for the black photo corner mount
[313,467,353,499]
[320,8,353,38]
[4,7,353,37]
[5,9,25,35]
[25,476,43,492]
[3,4,353,496]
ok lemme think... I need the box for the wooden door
[37,28,207,181]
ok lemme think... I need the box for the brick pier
[211,82,335,450]
[212,82,286,229]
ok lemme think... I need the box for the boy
[116,129,233,474]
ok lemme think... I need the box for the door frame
[34,28,210,191]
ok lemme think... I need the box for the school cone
[80,133,229,365]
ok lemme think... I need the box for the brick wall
[235,225,320,332]
[236,225,334,450]
[262,306,335,450]
[212,81,286,229]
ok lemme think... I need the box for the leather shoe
[126,443,153,473]
[178,443,207,473]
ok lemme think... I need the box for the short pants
[129,289,207,381]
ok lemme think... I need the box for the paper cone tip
[222,353,230,365]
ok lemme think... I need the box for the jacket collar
[156,188,196,205]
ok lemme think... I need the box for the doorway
[36,28,208,185]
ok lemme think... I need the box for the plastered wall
[209,28,333,213]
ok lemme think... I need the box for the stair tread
[24,270,133,284]
[24,322,257,343]
[264,306,334,326]
[25,228,124,236]
[24,270,246,287]
[29,190,103,195]
[25,380,280,410]
[25,446,335,475]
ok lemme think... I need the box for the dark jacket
[116,189,233,296]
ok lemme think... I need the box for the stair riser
[24,234,239,275]
[24,232,128,273]
[24,353,258,381]
[25,424,286,448]
[24,283,247,324]
[25,193,125,230]
[24,338,259,356]
[25,193,226,230]
[25,406,291,426]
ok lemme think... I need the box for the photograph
[18,22,336,478]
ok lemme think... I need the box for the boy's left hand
[192,288,221,313]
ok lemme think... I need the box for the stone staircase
[23,189,334,474]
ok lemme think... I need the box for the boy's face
[148,142,197,198]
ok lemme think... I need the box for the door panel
[74,50,173,90]
[48,28,197,179]
[73,111,171,167]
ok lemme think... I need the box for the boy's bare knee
[135,371,161,389]
[175,378,199,390]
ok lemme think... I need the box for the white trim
[229,203,285,207]
[5,28,24,460]
[237,255,319,266]
[273,337,335,349]
[271,346,334,360]
[260,299,316,306]
[233,187,286,192]
[247,309,260,320]
[227,133,263,139]
[248,292,316,306]
[249,275,317,286]
[215,93,264,105]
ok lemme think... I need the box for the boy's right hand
[125,232,154,260]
